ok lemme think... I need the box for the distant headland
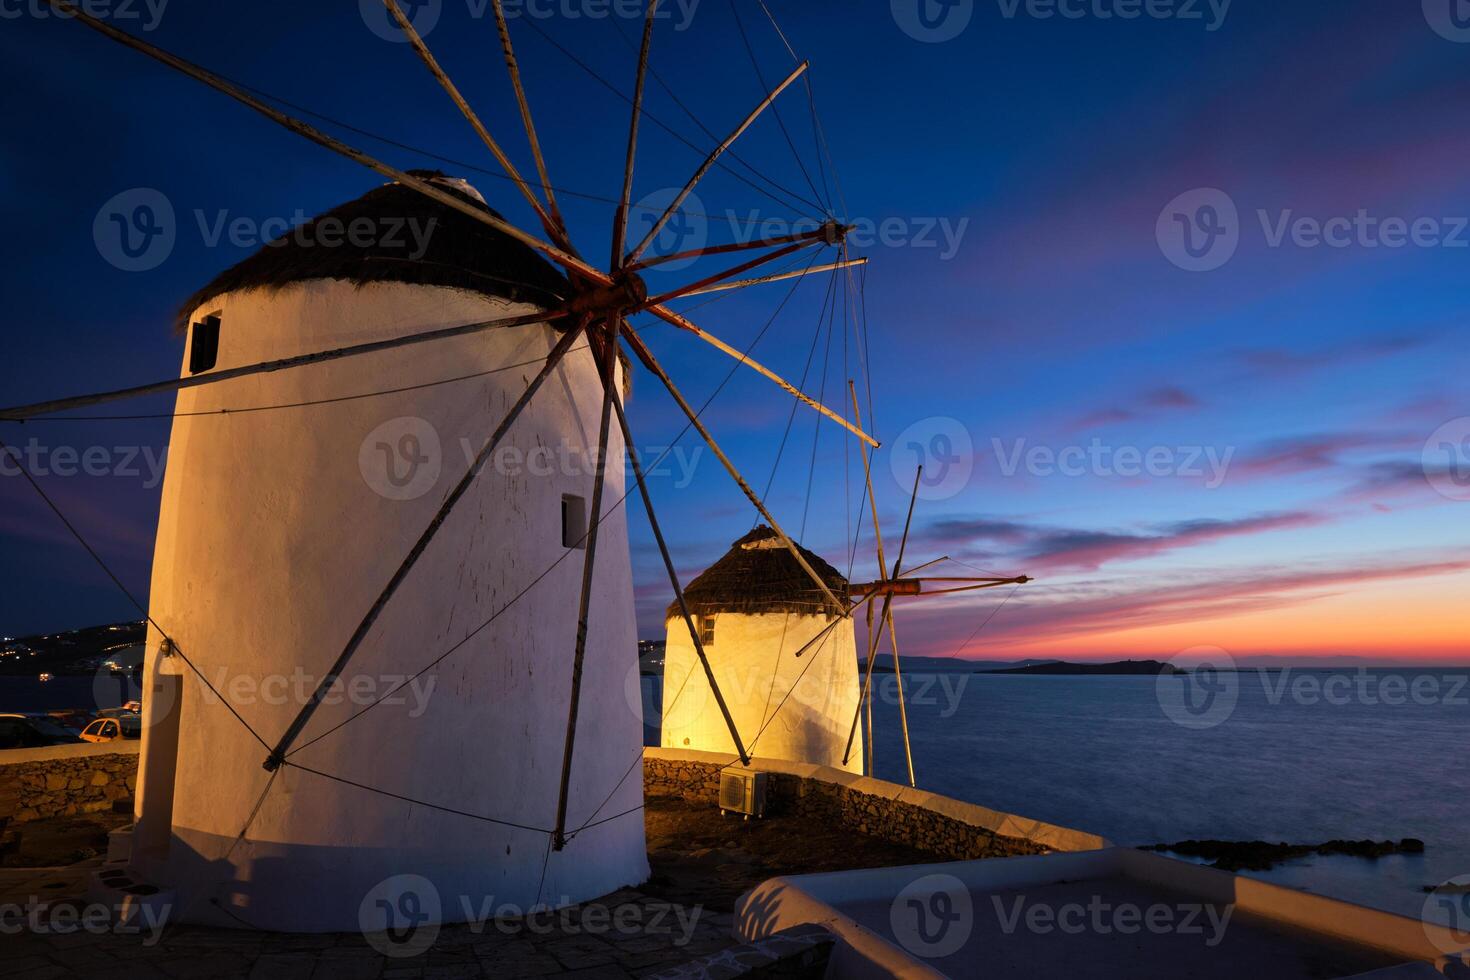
[981,659,1184,676]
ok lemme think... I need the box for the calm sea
[2,674,137,714]
[860,670,1470,925]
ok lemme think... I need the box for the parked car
[79,715,141,743]
[43,709,91,734]
[94,702,142,721]
[0,714,82,749]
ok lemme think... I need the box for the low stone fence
[643,747,1105,861]
[0,742,1105,863]
[0,742,140,824]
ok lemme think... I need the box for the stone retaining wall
[644,748,1105,861]
[0,743,139,824]
[0,743,1104,865]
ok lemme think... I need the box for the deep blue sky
[1,1,1466,660]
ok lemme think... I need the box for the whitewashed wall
[660,611,862,775]
[135,280,646,931]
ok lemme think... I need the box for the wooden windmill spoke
[626,223,847,272]
[640,240,820,308]
[48,1,599,282]
[489,0,572,249]
[381,0,573,255]
[611,0,660,270]
[0,308,565,422]
[263,321,589,771]
[922,579,1029,596]
[883,605,914,786]
[849,381,915,787]
[551,329,619,851]
[624,61,810,266]
[667,257,866,300]
[643,304,878,448]
[864,601,875,775]
[609,386,751,766]
[43,3,885,453]
[619,323,848,616]
[843,466,921,768]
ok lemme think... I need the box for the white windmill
[1,0,1028,933]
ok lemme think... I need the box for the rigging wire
[287,249,829,760]
[748,263,841,739]
[0,349,595,422]
[603,13,825,218]
[0,438,273,752]
[1,250,815,426]
[727,0,828,213]
[755,0,849,219]
[284,760,552,833]
[513,13,825,219]
[759,263,839,501]
[561,250,831,837]
[941,584,1024,660]
[101,62,803,226]
[9,3,884,845]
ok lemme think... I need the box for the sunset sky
[1,1,1465,663]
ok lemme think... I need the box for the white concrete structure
[736,847,1470,978]
[659,528,863,774]
[129,176,647,931]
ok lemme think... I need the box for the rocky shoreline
[1141,837,1425,872]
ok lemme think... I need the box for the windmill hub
[567,270,648,320]
[821,219,851,246]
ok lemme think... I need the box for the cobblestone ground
[1,868,738,979]
[0,798,930,978]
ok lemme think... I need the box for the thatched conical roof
[668,526,849,620]
[175,171,569,331]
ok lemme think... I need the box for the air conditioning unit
[719,769,768,820]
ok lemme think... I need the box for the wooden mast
[850,381,916,787]
[551,325,619,850]
[843,467,920,768]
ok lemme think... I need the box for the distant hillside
[861,654,1059,673]
[983,659,1183,676]
[0,621,146,676]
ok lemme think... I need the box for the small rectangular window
[189,314,221,374]
[700,616,716,646]
[561,494,587,549]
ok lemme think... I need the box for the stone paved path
[0,797,936,978]
[1,882,739,979]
